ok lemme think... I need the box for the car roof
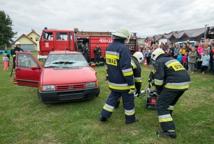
[49,51,81,54]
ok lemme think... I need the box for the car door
[14,52,42,87]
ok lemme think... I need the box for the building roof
[13,34,37,45]
[27,29,40,37]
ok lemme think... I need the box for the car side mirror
[90,63,96,68]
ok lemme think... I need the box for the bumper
[39,88,100,103]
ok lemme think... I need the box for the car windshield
[44,53,88,68]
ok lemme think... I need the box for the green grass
[0,56,214,144]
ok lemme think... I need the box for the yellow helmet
[151,48,165,61]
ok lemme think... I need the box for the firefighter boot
[100,116,108,122]
[156,130,176,139]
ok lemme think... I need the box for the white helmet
[112,29,131,39]
[133,52,144,63]
[151,48,165,61]
[15,41,20,45]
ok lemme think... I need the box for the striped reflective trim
[125,109,135,116]
[106,51,120,59]
[131,60,137,69]
[154,79,164,86]
[168,105,174,111]
[122,68,133,76]
[135,77,142,82]
[129,85,135,89]
[108,82,129,90]
[165,59,178,67]
[108,82,135,90]
[165,82,190,89]
[103,103,114,112]
[158,114,173,122]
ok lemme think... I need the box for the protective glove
[128,88,136,94]
[134,90,141,97]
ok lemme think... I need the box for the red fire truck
[38,28,138,61]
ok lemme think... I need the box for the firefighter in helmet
[114,51,144,108]
[100,29,137,124]
[151,48,191,138]
[11,42,24,68]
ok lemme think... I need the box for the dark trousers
[157,88,185,132]
[101,90,135,123]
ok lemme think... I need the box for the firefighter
[151,48,191,138]
[100,29,137,124]
[11,42,24,68]
[114,51,144,108]
[94,45,102,64]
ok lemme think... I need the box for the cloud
[0,0,214,37]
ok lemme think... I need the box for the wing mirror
[90,63,96,68]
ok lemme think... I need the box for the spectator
[210,43,214,73]
[182,53,188,70]
[188,47,197,73]
[2,53,9,71]
[201,50,210,74]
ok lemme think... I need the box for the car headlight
[42,85,55,91]
[85,82,96,89]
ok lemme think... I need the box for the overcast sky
[1,0,214,37]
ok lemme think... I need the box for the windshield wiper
[53,61,75,64]
[45,65,58,68]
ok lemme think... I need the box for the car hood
[41,67,97,85]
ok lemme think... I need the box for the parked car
[14,51,100,103]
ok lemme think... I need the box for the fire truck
[38,28,138,61]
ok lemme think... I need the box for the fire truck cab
[39,29,76,59]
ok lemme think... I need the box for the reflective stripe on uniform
[125,109,135,116]
[131,59,137,69]
[165,82,190,89]
[135,77,142,82]
[168,105,174,111]
[154,79,164,86]
[165,59,185,71]
[106,51,120,59]
[165,59,178,67]
[108,82,135,90]
[122,68,133,76]
[158,114,173,122]
[103,103,114,112]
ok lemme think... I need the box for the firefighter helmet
[151,48,165,61]
[15,41,20,45]
[133,52,144,63]
[112,29,131,39]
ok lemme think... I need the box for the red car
[14,51,100,103]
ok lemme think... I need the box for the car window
[17,54,38,68]
[56,32,68,41]
[44,53,88,68]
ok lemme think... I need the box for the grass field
[0,56,214,144]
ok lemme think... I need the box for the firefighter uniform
[131,56,142,96]
[153,53,190,137]
[100,39,137,124]
[11,43,24,68]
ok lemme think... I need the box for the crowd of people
[141,40,214,74]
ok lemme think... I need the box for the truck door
[14,52,42,87]
[55,32,70,50]
[40,31,54,55]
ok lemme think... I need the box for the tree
[0,10,16,49]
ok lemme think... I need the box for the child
[2,53,9,71]
[177,53,182,63]
[182,53,188,69]
[201,50,210,74]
